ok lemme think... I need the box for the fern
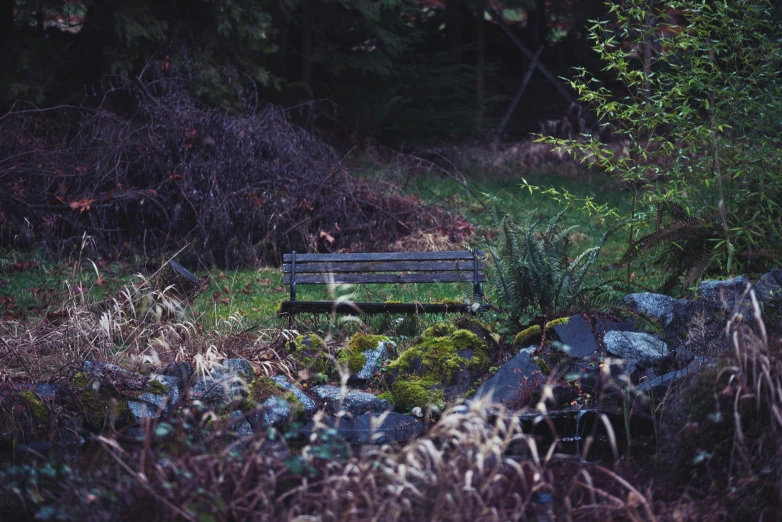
[621,202,727,293]
[485,197,615,329]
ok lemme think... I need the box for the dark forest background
[0,0,611,145]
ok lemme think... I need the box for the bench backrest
[282,250,486,286]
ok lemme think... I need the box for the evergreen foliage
[485,197,613,328]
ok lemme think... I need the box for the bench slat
[283,272,487,285]
[283,251,483,263]
[279,301,470,315]
[283,260,483,274]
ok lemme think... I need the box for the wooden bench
[279,249,486,323]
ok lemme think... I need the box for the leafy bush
[543,0,782,289]
[485,198,613,329]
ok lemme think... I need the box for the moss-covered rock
[146,379,170,395]
[287,334,333,379]
[387,318,496,411]
[337,333,391,378]
[69,371,133,432]
[18,390,49,426]
[0,390,52,445]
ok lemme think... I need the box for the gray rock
[472,352,542,406]
[674,345,695,364]
[227,410,254,437]
[311,385,388,415]
[609,359,637,385]
[637,358,706,394]
[247,396,292,429]
[271,375,317,417]
[603,331,670,367]
[699,276,751,310]
[754,270,782,305]
[518,346,537,356]
[33,383,61,400]
[622,293,708,338]
[128,374,182,421]
[300,412,424,444]
[352,340,393,381]
[595,319,639,336]
[190,358,253,407]
[553,315,598,357]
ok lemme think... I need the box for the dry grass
[0,396,663,521]
[0,262,293,384]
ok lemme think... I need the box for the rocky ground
[3,270,780,457]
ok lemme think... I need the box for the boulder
[699,276,751,311]
[354,339,392,381]
[300,412,424,444]
[754,269,782,306]
[128,373,182,421]
[311,385,388,415]
[388,320,495,410]
[622,293,708,337]
[552,315,598,358]
[33,383,61,400]
[472,352,542,407]
[227,410,255,437]
[603,331,670,367]
[338,334,393,382]
[190,358,253,408]
[270,375,317,417]
[595,319,639,336]
[637,358,707,395]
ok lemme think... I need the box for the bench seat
[280,250,485,323]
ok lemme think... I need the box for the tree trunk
[274,1,289,80]
[476,5,485,125]
[531,0,546,46]
[446,0,463,61]
[301,0,312,91]
[1,0,14,38]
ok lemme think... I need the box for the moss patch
[514,325,542,345]
[287,334,333,379]
[70,372,132,432]
[388,320,492,411]
[336,333,389,375]
[146,379,170,395]
[18,390,49,426]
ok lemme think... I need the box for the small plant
[485,198,614,329]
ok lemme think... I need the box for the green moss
[544,316,570,329]
[286,334,333,378]
[391,376,444,412]
[71,372,132,431]
[337,349,367,374]
[388,321,491,410]
[376,392,395,404]
[348,333,389,352]
[146,379,170,395]
[18,390,48,425]
[452,315,492,332]
[421,322,456,339]
[287,333,325,353]
[532,356,551,376]
[248,376,282,403]
[286,392,305,420]
[514,325,542,345]
[434,298,463,305]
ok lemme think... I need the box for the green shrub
[485,199,613,328]
[542,0,782,289]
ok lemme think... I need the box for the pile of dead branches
[0,76,454,267]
